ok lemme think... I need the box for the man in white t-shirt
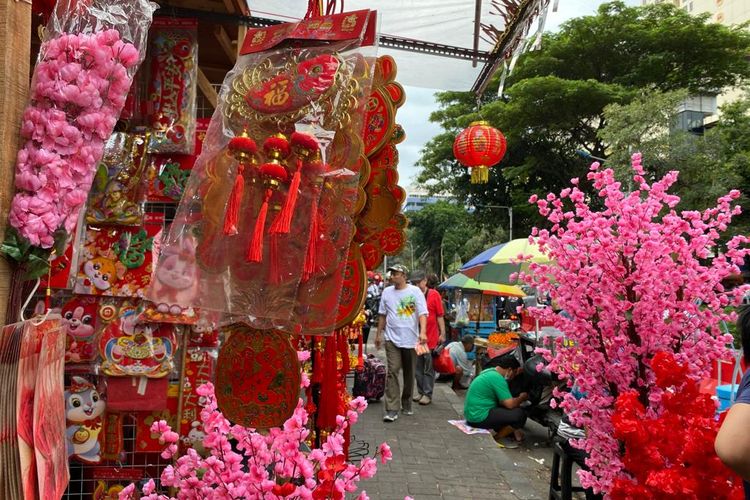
[375,264,428,422]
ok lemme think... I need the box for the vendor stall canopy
[244,0,551,91]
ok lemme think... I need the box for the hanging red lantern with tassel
[453,121,507,184]
[247,134,290,263]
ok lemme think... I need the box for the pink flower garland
[9,29,140,248]
[521,153,749,493]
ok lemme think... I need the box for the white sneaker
[383,411,399,422]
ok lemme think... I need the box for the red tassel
[223,165,244,235]
[247,188,271,262]
[269,160,301,235]
[312,337,322,384]
[317,336,339,430]
[269,234,283,284]
[303,188,321,280]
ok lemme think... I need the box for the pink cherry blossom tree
[522,153,749,493]
[120,352,392,500]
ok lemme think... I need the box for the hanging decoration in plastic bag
[2,0,156,276]
[61,296,99,364]
[85,132,150,226]
[140,234,201,324]
[147,18,199,154]
[178,349,215,454]
[148,10,377,331]
[147,118,210,202]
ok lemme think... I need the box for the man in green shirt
[464,356,528,449]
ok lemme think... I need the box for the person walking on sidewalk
[375,264,428,422]
[411,272,445,406]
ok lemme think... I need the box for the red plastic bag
[433,348,455,374]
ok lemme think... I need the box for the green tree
[407,201,472,277]
[417,1,750,236]
[407,201,510,278]
[599,90,750,234]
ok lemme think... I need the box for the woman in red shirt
[411,272,446,405]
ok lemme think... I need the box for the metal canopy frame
[156,4,493,63]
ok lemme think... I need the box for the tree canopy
[416,1,750,237]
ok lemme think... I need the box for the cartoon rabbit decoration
[65,377,106,463]
[152,236,199,315]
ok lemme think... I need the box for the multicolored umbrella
[438,272,524,297]
[461,243,505,269]
[461,238,551,284]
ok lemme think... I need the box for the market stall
[0,0,558,495]
[0,2,412,496]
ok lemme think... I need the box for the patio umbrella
[438,272,524,297]
[460,243,505,269]
[461,238,551,284]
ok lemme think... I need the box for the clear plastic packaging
[147,118,210,202]
[4,0,157,270]
[85,132,149,226]
[146,18,199,154]
[148,11,377,332]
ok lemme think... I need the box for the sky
[397,0,640,189]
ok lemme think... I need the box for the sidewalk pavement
[350,346,557,500]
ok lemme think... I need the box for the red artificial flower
[651,351,689,389]
[312,480,343,500]
[324,454,347,473]
[609,366,745,499]
[271,483,296,497]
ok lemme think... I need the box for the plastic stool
[549,437,587,500]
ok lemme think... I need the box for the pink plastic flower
[378,443,392,464]
[8,29,142,251]
[521,153,749,493]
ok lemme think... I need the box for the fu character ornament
[65,377,106,464]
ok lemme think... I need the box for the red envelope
[106,376,168,412]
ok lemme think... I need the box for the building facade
[643,0,750,130]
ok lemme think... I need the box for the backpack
[353,354,386,401]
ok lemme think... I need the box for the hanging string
[324,0,344,15]
[305,0,323,18]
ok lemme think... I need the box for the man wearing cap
[375,264,428,422]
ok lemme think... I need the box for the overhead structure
[471,0,555,96]
[241,0,555,91]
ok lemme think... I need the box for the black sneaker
[383,411,399,422]
[402,408,414,416]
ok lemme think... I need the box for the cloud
[395,86,444,187]
[394,0,641,187]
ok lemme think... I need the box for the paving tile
[349,344,554,499]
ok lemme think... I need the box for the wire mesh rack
[64,414,170,499]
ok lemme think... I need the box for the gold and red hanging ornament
[453,121,507,184]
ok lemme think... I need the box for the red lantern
[453,121,507,184]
